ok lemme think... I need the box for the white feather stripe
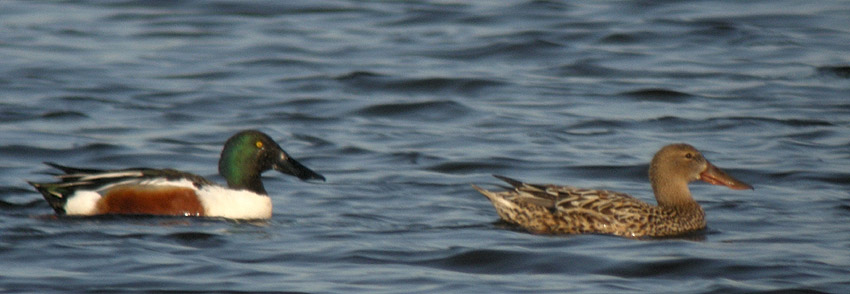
[92,178,196,193]
[77,171,145,181]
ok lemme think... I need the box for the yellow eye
[255,141,264,149]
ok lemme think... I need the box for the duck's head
[649,144,752,206]
[218,130,325,194]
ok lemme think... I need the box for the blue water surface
[1,1,849,293]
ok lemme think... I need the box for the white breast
[196,186,273,219]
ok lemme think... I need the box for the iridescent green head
[218,130,325,194]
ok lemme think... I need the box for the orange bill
[699,161,753,190]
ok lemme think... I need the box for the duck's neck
[650,173,699,209]
[221,168,267,195]
[219,158,267,195]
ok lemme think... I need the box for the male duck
[473,144,752,238]
[29,130,325,219]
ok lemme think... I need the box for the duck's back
[474,176,706,238]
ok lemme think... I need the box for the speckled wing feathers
[475,175,705,238]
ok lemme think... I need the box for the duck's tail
[28,181,68,214]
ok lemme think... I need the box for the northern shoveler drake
[472,143,753,238]
[28,130,325,220]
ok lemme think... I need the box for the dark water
[2,0,849,293]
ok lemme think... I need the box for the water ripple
[336,71,504,94]
[817,65,850,78]
[2,0,849,293]
[352,100,470,121]
[619,88,693,102]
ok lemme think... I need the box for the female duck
[29,130,325,219]
[473,144,752,238]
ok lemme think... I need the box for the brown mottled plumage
[473,144,752,238]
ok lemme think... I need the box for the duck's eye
[255,141,264,149]
[684,153,693,159]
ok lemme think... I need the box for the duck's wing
[29,162,216,214]
[40,162,214,189]
[493,174,648,215]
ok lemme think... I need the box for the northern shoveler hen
[472,144,752,238]
[29,130,325,219]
